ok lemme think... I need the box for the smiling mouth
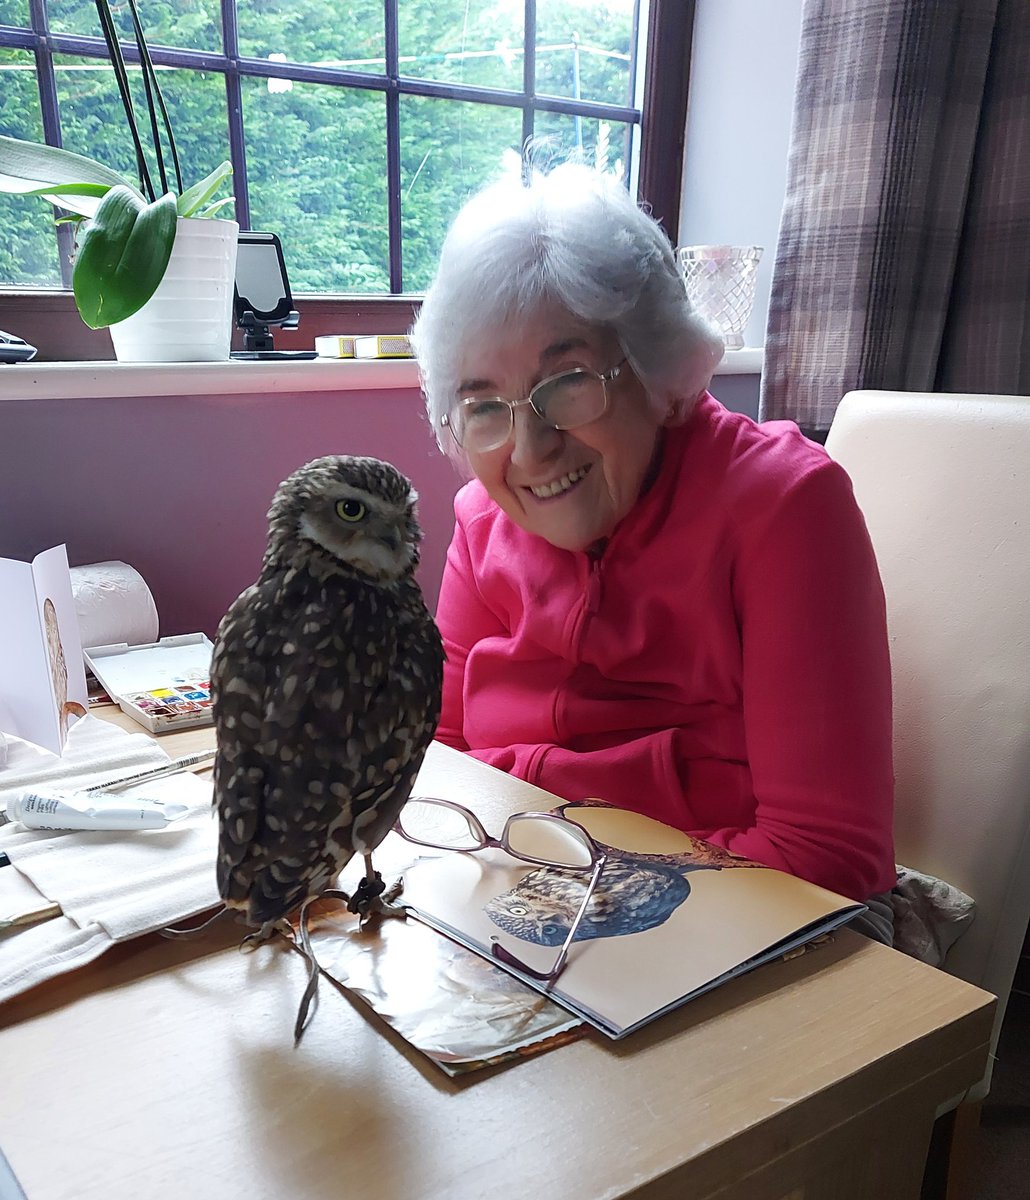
[527,464,592,499]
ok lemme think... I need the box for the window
[1,1,697,289]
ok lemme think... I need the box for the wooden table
[0,709,995,1200]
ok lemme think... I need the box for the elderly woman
[409,163,895,923]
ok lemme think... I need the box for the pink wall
[0,387,462,639]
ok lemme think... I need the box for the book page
[398,803,862,1037]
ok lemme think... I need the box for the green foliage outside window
[0,50,62,285]
[0,0,636,295]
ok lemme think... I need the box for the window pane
[148,67,233,196]
[236,0,384,74]
[54,55,232,203]
[47,0,222,54]
[0,49,61,286]
[0,0,29,26]
[536,0,636,107]
[0,3,652,300]
[43,0,100,38]
[243,79,388,293]
[54,53,148,182]
[398,0,523,90]
[533,112,631,182]
[400,95,522,292]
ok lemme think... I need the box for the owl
[212,455,444,964]
[43,597,87,739]
[483,858,711,947]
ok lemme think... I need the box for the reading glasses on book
[396,796,608,986]
[441,360,625,454]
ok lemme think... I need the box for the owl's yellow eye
[336,499,366,523]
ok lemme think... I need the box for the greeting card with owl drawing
[0,545,88,754]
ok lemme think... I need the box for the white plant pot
[109,217,239,363]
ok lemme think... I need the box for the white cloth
[0,905,113,1004]
[0,716,220,1004]
[2,774,219,938]
[0,713,170,799]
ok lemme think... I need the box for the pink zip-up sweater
[435,393,896,902]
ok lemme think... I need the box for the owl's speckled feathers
[211,455,444,931]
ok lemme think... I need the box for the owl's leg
[347,853,406,925]
[240,917,294,950]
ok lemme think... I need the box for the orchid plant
[0,0,233,329]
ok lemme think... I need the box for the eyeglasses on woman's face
[441,361,625,455]
[395,795,608,986]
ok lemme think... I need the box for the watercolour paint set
[83,634,215,733]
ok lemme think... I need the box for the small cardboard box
[354,334,412,358]
[314,334,356,358]
[84,634,215,733]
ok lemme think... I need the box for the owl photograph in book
[211,455,445,946]
[484,803,766,948]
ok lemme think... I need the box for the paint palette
[83,634,215,733]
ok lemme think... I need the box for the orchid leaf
[18,182,112,199]
[0,134,143,217]
[10,181,115,219]
[0,134,129,191]
[176,160,233,217]
[73,185,178,328]
[195,196,237,219]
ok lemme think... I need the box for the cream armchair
[825,389,1030,1195]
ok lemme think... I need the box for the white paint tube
[3,789,190,831]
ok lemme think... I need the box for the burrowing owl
[211,455,444,1010]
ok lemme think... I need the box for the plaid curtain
[760,0,1030,434]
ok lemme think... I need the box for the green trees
[0,48,61,284]
[0,0,635,294]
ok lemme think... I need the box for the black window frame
[0,0,693,358]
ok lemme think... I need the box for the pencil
[0,901,63,930]
[86,749,218,794]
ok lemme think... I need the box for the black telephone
[0,330,37,364]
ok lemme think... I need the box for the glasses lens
[452,397,512,452]
[560,805,699,855]
[399,799,484,850]
[504,814,594,869]
[533,371,606,430]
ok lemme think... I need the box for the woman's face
[457,306,666,552]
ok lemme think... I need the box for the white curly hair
[409,161,724,465]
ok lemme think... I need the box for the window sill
[0,347,763,403]
[0,358,419,401]
[715,347,763,375]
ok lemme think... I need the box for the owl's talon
[381,876,403,905]
[358,900,407,928]
[376,877,406,916]
[240,917,293,952]
[346,871,386,916]
[348,872,406,926]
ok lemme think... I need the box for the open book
[399,800,865,1039]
